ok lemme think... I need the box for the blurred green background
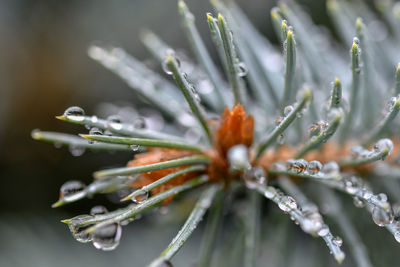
[0,0,338,266]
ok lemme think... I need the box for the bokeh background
[0,0,357,266]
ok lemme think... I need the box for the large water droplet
[107,115,122,124]
[237,62,248,77]
[132,190,149,204]
[395,230,400,243]
[321,161,339,176]
[377,193,388,203]
[90,205,108,216]
[350,145,364,158]
[227,144,249,171]
[372,206,394,227]
[374,138,394,157]
[278,196,297,212]
[293,159,308,173]
[64,106,85,117]
[244,167,266,189]
[301,207,324,234]
[162,60,173,75]
[69,144,85,157]
[60,180,86,201]
[89,127,103,136]
[92,223,122,251]
[264,186,277,199]
[307,160,322,174]
[277,134,285,145]
[67,215,94,243]
[309,122,322,137]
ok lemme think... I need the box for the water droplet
[69,144,85,157]
[332,236,343,247]
[130,145,141,152]
[151,258,173,267]
[132,190,149,204]
[350,145,364,158]
[277,134,285,145]
[300,207,324,234]
[361,189,372,200]
[293,159,308,173]
[372,206,394,227]
[67,215,94,243]
[353,197,365,208]
[264,186,277,199]
[64,106,85,117]
[158,206,170,215]
[92,223,122,251]
[89,127,103,136]
[309,123,321,137]
[107,115,122,124]
[374,138,394,157]
[244,167,266,189]
[134,117,146,129]
[321,161,339,176]
[283,105,294,116]
[392,203,400,218]
[307,160,322,174]
[272,162,286,172]
[54,142,62,149]
[237,62,248,77]
[344,176,362,194]
[227,145,250,171]
[377,193,388,203]
[109,121,123,131]
[90,205,108,216]
[60,180,86,201]
[104,130,113,136]
[162,60,173,75]
[353,37,360,45]
[317,225,329,237]
[286,159,296,171]
[120,218,135,226]
[395,230,400,243]
[278,196,297,212]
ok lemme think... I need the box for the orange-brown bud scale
[127,148,200,204]
[206,104,254,182]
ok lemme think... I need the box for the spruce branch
[93,155,210,179]
[149,184,221,266]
